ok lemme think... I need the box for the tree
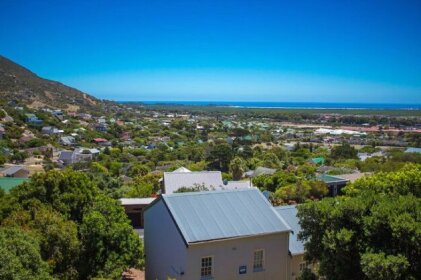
[206,143,233,171]
[79,194,143,279]
[262,152,280,168]
[330,143,358,160]
[128,163,150,177]
[2,205,80,279]
[126,173,162,198]
[360,253,409,280]
[11,169,98,223]
[229,157,246,180]
[297,164,421,280]
[0,227,53,280]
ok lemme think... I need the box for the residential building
[94,123,108,132]
[245,166,277,178]
[119,197,156,237]
[25,113,43,125]
[60,136,76,146]
[58,148,100,166]
[405,147,421,153]
[317,174,349,196]
[310,157,325,165]
[41,126,63,135]
[275,205,315,280]
[144,188,291,280]
[0,166,30,178]
[93,138,111,146]
[161,170,250,194]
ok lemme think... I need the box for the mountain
[0,55,101,111]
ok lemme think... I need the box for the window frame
[253,249,265,272]
[200,255,214,279]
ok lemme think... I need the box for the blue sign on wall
[239,265,247,274]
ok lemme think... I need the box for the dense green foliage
[298,164,421,280]
[0,170,143,280]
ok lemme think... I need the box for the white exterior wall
[288,254,316,280]
[144,200,188,280]
[185,232,289,280]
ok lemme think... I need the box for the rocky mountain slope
[0,55,101,111]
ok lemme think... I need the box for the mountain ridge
[0,55,103,112]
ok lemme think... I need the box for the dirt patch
[28,100,48,109]
[122,268,144,280]
[66,104,80,112]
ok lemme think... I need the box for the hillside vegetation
[0,55,101,112]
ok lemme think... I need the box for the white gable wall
[185,232,289,280]
[144,199,187,280]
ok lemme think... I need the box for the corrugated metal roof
[405,147,421,153]
[1,166,25,176]
[274,205,304,255]
[317,174,348,183]
[162,188,291,244]
[163,171,224,194]
[58,151,73,161]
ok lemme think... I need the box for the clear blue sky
[1,0,420,103]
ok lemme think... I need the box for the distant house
[161,170,250,194]
[405,147,421,154]
[94,123,108,132]
[25,113,43,125]
[58,151,74,166]
[58,148,100,166]
[119,197,156,231]
[275,205,316,280]
[310,157,325,165]
[93,138,111,146]
[60,136,76,146]
[120,131,131,141]
[357,152,370,161]
[317,174,349,196]
[245,166,277,178]
[41,126,63,135]
[0,166,29,178]
[145,189,291,280]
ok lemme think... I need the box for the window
[253,249,264,271]
[201,256,213,278]
[300,261,310,271]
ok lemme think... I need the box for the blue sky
[1,0,420,103]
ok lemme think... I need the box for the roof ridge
[162,187,257,198]
[165,171,221,174]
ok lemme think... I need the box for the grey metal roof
[58,150,74,161]
[253,166,276,177]
[405,147,421,153]
[161,188,291,244]
[163,171,224,194]
[275,205,304,255]
[1,166,25,176]
[172,167,191,173]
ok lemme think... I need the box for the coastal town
[1,0,420,278]
[0,84,420,279]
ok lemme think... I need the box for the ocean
[121,101,421,110]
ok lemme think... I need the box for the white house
[161,169,252,194]
[144,188,291,280]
